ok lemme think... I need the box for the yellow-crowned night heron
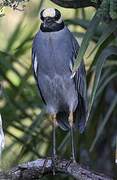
[32,8,87,168]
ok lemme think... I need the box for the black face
[40,9,64,32]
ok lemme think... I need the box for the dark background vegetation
[0,0,117,179]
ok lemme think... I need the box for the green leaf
[73,12,101,72]
[96,71,117,98]
[65,19,89,29]
[87,46,117,123]
[87,20,117,58]
[89,95,117,152]
[58,132,70,152]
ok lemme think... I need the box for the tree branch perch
[0,158,113,180]
[50,0,100,8]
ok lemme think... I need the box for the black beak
[43,17,54,27]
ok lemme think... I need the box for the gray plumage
[32,26,87,133]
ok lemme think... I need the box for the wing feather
[71,35,87,132]
[32,46,46,104]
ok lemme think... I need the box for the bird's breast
[38,73,78,113]
[37,30,73,75]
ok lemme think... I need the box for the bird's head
[40,8,64,32]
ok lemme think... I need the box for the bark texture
[0,158,113,180]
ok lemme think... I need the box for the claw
[52,154,57,175]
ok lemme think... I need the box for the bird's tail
[56,106,86,133]
[56,111,70,131]
[73,105,86,133]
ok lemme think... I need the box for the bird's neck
[40,21,65,32]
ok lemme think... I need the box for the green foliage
[73,13,101,72]
[0,0,30,16]
[110,0,117,19]
[97,0,117,20]
[0,0,117,179]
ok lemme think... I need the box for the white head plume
[43,8,56,18]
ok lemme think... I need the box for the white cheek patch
[34,55,38,76]
[43,8,55,18]
[56,17,63,24]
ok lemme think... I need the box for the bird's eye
[55,9,61,20]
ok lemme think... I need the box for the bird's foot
[65,157,77,171]
[70,156,77,163]
[52,154,57,175]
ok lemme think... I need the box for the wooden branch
[0,158,113,180]
[50,0,99,8]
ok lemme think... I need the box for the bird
[32,8,87,167]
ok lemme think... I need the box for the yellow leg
[69,112,73,127]
[68,112,76,163]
